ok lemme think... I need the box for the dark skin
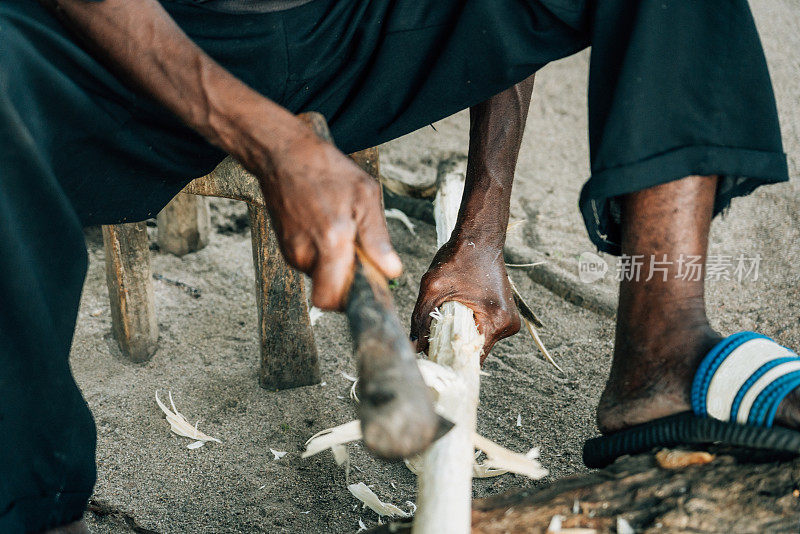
[411,76,535,359]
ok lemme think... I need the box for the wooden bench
[101,147,380,390]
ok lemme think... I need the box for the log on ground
[368,450,800,533]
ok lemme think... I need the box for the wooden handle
[297,112,442,458]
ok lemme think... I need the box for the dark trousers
[0,0,787,530]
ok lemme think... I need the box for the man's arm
[411,75,535,358]
[41,0,401,309]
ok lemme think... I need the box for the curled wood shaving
[155,391,221,446]
[506,261,546,268]
[384,208,417,235]
[472,433,547,479]
[302,420,362,458]
[524,319,563,373]
[347,482,410,518]
[306,360,546,480]
[403,436,544,480]
[655,448,714,469]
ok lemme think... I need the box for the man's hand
[411,238,520,360]
[263,132,401,310]
[410,75,535,360]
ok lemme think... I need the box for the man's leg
[0,2,233,531]
[0,68,95,534]
[598,175,800,434]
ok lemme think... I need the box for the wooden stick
[156,192,210,256]
[299,112,442,459]
[413,161,483,534]
[248,202,320,390]
[102,222,159,362]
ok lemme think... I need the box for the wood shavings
[331,444,349,466]
[350,379,359,402]
[348,482,410,518]
[508,275,543,328]
[616,518,634,534]
[302,420,362,458]
[472,433,547,479]
[516,414,522,427]
[524,319,563,373]
[270,448,288,460]
[155,391,221,446]
[357,518,368,532]
[309,306,324,325]
[187,441,205,450]
[547,515,564,533]
[505,261,546,268]
[384,208,417,235]
[655,449,714,469]
[404,435,544,480]
[341,371,358,382]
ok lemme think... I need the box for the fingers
[410,271,451,354]
[310,226,356,310]
[355,179,403,279]
[473,307,521,364]
[410,295,436,355]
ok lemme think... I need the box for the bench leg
[102,222,158,362]
[156,192,210,256]
[248,204,320,389]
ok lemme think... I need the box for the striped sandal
[583,332,800,468]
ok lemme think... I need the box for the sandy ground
[73,1,799,532]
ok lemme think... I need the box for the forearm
[40,0,304,175]
[454,75,535,247]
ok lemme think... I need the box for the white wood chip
[347,482,410,518]
[472,433,547,479]
[547,515,564,533]
[302,420,362,458]
[357,518,367,532]
[384,208,417,235]
[349,379,359,402]
[516,414,522,427]
[270,448,288,460]
[341,371,358,382]
[187,440,205,450]
[331,444,349,466]
[617,518,635,534]
[309,306,324,325]
[155,391,221,445]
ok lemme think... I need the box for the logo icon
[578,251,608,283]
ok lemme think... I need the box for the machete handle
[297,112,441,458]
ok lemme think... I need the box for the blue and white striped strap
[691,332,800,427]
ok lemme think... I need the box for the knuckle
[320,223,350,249]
